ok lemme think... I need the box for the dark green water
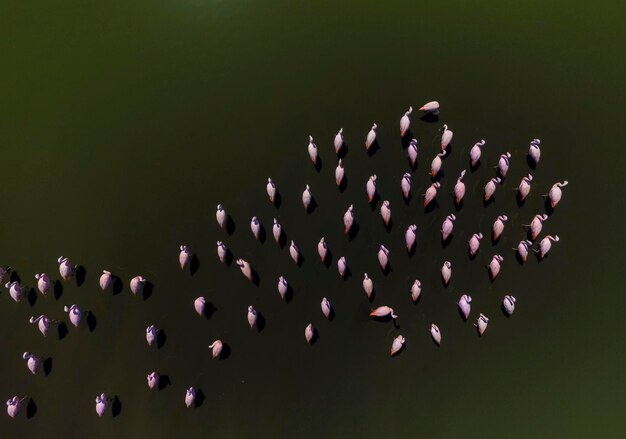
[0,1,624,437]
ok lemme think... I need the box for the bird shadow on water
[43,357,53,376]
[158,375,171,391]
[348,223,360,241]
[225,217,236,236]
[190,254,200,276]
[454,199,464,212]
[278,231,287,249]
[544,198,555,216]
[516,194,526,208]
[340,267,352,280]
[483,197,495,207]
[112,396,122,417]
[87,311,97,332]
[157,330,167,349]
[314,156,322,173]
[424,200,439,214]
[327,308,336,322]
[401,132,413,148]
[383,219,392,233]
[501,303,512,318]
[142,282,154,301]
[75,265,86,287]
[204,302,217,320]
[367,140,380,157]
[296,255,305,268]
[219,344,231,360]
[257,225,267,244]
[515,252,525,266]
[256,313,266,332]
[283,286,294,303]
[470,160,481,173]
[10,271,21,283]
[420,113,439,124]
[54,280,63,300]
[306,197,318,214]
[369,194,380,211]
[194,390,206,408]
[27,288,37,307]
[251,270,260,287]
[26,398,37,419]
[273,191,282,209]
[381,265,392,277]
[407,245,416,258]
[57,322,69,340]
[403,194,412,206]
[337,144,348,160]
[442,236,453,248]
[526,155,537,171]
[323,250,333,268]
[112,276,124,295]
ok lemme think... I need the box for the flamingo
[401,173,412,199]
[6,396,25,418]
[517,174,533,201]
[419,101,439,114]
[380,200,391,226]
[526,214,548,240]
[216,204,227,229]
[399,107,412,137]
[390,335,405,356]
[22,352,42,375]
[277,276,288,300]
[441,214,456,241]
[423,182,440,207]
[266,178,276,204]
[468,233,483,257]
[337,256,348,278]
[29,315,50,337]
[430,324,442,346]
[475,314,489,336]
[503,295,516,316]
[370,306,397,319]
[335,159,345,186]
[377,245,389,271]
[440,124,453,150]
[130,276,146,295]
[185,388,196,408]
[179,245,191,269]
[430,151,446,177]
[470,139,486,166]
[365,123,377,150]
[95,393,108,417]
[208,340,223,359]
[305,323,315,344]
[441,261,452,285]
[454,170,466,205]
[289,241,300,264]
[247,305,258,328]
[514,240,533,262]
[272,219,282,244]
[410,280,422,303]
[194,297,206,316]
[334,128,344,155]
[537,235,560,259]
[458,295,472,321]
[343,205,354,234]
[146,325,157,346]
[405,224,417,252]
[492,215,508,241]
[546,181,569,208]
[308,135,318,165]
[484,177,502,201]
[236,259,253,281]
[63,304,82,328]
[302,185,312,210]
[99,270,112,291]
[489,255,504,280]
[317,237,328,262]
[366,175,377,203]
[528,139,541,164]
[321,297,332,319]
[35,273,50,295]
[147,372,159,390]
[57,256,73,281]
[362,273,374,300]
[408,139,418,166]
[250,216,261,240]
[217,241,228,263]
[497,152,511,177]
[5,281,21,302]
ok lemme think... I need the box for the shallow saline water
[0,1,624,437]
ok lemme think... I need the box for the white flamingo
[308,135,318,165]
[194,297,206,316]
[419,101,439,114]
[365,123,377,150]
[362,273,374,300]
[410,280,422,303]
[441,261,452,285]
[35,273,50,295]
[430,324,442,346]
[216,204,227,229]
[266,178,276,204]
[458,295,472,321]
[399,106,412,137]
[440,124,453,150]
[63,304,82,328]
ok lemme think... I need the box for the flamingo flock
[3,100,568,419]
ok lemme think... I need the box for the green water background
[0,1,624,437]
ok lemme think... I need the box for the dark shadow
[402,193,412,205]
[112,276,124,295]
[142,281,154,301]
[57,322,69,340]
[516,193,526,208]
[536,251,546,263]
[526,154,537,171]
[371,315,396,323]
[338,174,348,193]
[224,248,234,267]
[347,223,360,241]
[75,265,86,287]
[409,159,418,173]
[454,199,464,211]
[158,374,171,391]
[305,197,317,214]
[190,254,200,276]
[284,285,294,303]
[470,160,481,172]
[296,254,304,268]
[515,251,525,266]
[383,219,392,233]
[10,271,21,283]
[273,191,282,209]
[483,197,495,207]
[381,264,392,276]
[420,113,439,123]
[491,235,501,245]
[469,251,478,261]
[367,139,380,157]
[257,225,266,244]
[256,313,266,332]
[501,303,512,318]
[424,200,439,214]
[204,302,217,320]
[323,249,333,268]
[43,357,53,376]
[314,156,322,173]
[54,280,63,300]
[225,216,236,236]
[337,143,348,160]
[157,329,167,349]
[251,269,260,287]
[544,198,555,216]
[309,328,319,345]
[442,235,453,248]
[194,389,205,408]
[407,244,416,258]
[27,288,37,307]
[87,311,97,332]
[369,193,380,211]
[26,398,37,419]
[400,131,413,148]
[278,231,287,249]
[219,344,231,360]
[412,294,422,306]
[112,396,122,417]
